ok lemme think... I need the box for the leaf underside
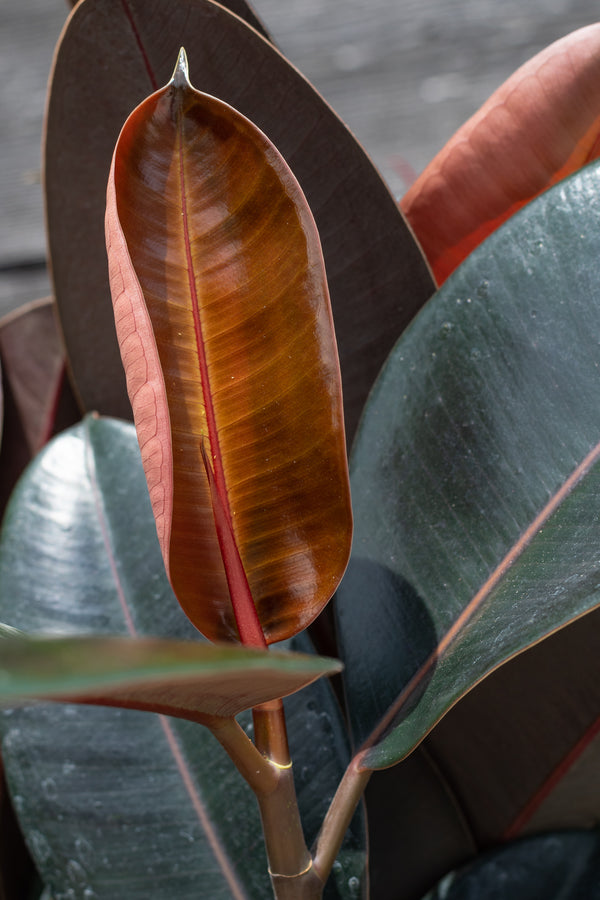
[0,630,340,721]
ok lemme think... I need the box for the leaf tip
[171,47,191,90]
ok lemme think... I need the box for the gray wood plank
[0,0,598,313]
[0,265,51,319]
[255,0,599,197]
[0,0,66,268]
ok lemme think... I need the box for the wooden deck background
[1,0,598,317]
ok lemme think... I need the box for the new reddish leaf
[106,53,352,646]
[46,0,434,438]
[337,159,600,772]
[402,25,600,284]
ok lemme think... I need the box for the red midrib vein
[177,135,229,525]
[177,110,266,649]
[504,713,600,839]
[119,0,158,91]
[84,424,248,900]
[360,438,600,763]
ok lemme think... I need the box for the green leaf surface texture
[0,418,364,899]
[422,830,600,900]
[337,159,600,769]
[0,630,338,708]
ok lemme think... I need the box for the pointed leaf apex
[171,47,191,89]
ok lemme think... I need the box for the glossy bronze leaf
[45,0,433,439]
[402,25,600,284]
[106,53,352,646]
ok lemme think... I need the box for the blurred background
[1,0,598,314]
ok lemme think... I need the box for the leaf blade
[0,414,269,897]
[0,417,363,899]
[0,631,341,720]
[3,703,267,899]
[421,606,600,846]
[107,63,352,644]
[46,0,434,439]
[422,831,600,900]
[402,24,600,283]
[337,159,600,770]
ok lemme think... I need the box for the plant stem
[210,706,373,898]
[312,755,372,884]
[208,716,279,795]
[252,699,324,899]
[269,866,326,900]
[253,698,291,765]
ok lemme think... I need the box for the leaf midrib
[84,420,249,900]
[359,437,600,766]
[175,87,266,649]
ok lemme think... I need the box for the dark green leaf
[422,831,600,900]
[3,681,365,900]
[0,630,340,717]
[46,0,433,441]
[285,632,366,900]
[337,159,600,769]
[0,754,39,900]
[0,415,270,898]
[3,703,270,899]
[0,416,361,898]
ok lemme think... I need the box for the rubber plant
[2,3,600,900]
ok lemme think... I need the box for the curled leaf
[0,630,341,722]
[402,25,600,283]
